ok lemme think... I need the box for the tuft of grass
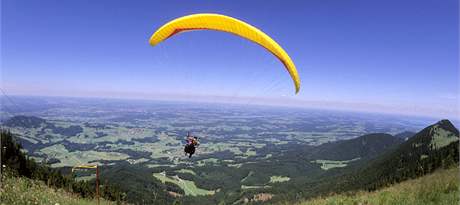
[294,167,459,205]
[0,172,111,205]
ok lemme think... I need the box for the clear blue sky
[1,0,458,118]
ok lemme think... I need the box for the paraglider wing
[149,13,300,94]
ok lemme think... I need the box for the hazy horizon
[1,92,453,122]
[2,0,458,120]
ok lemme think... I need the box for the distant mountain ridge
[310,133,404,161]
[274,119,460,205]
[3,115,47,128]
[3,115,84,138]
[333,119,459,192]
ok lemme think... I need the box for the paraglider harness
[184,133,199,158]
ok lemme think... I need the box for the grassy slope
[296,167,459,205]
[0,173,111,205]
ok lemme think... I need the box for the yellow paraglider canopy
[149,13,300,94]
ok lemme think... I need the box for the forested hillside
[309,133,404,160]
[0,129,125,204]
[296,166,459,205]
[273,120,459,204]
[339,119,459,191]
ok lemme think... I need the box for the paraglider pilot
[184,132,200,158]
